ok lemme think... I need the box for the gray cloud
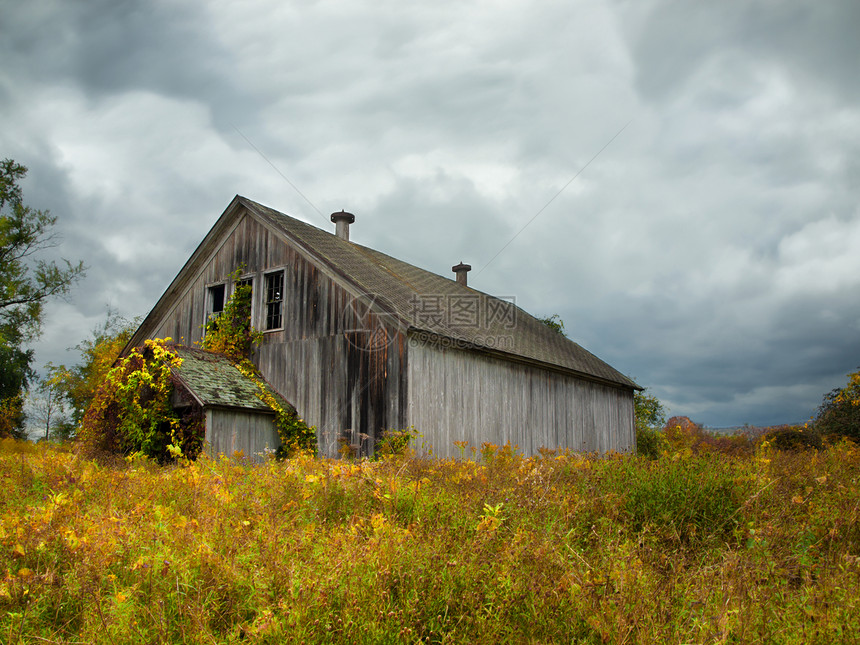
[0,1,231,101]
[624,0,860,103]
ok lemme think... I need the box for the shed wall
[406,339,635,458]
[204,409,279,462]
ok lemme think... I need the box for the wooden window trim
[205,282,227,323]
[263,268,285,332]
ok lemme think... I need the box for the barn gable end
[129,199,407,456]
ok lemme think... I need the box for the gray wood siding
[257,331,407,458]
[142,210,408,457]
[204,409,279,462]
[406,339,634,458]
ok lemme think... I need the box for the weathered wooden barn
[127,196,639,458]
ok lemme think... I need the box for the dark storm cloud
[0,1,229,101]
[624,0,860,103]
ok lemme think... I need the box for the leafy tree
[1,159,86,338]
[815,369,860,444]
[0,343,30,439]
[634,388,667,458]
[0,393,26,439]
[0,159,85,438]
[635,389,666,431]
[537,313,566,336]
[45,309,138,427]
[27,376,69,442]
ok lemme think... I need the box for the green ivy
[202,273,316,458]
[234,359,317,458]
[201,268,262,361]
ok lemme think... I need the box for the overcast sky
[3,0,859,428]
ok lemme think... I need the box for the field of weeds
[2,438,859,644]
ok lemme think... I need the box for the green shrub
[763,425,822,451]
[622,453,743,545]
[375,427,419,458]
[634,389,666,458]
[815,369,860,443]
[635,424,665,459]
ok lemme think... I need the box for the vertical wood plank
[406,339,634,459]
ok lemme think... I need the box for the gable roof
[130,196,638,390]
[245,198,638,390]
[171,346,275,413]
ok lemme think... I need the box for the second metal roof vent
[452,261,471,287]
[331,210,355,241]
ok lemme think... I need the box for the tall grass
[1,437,859,643]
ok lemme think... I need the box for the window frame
[205,281,227,324]
[263,268,285,332]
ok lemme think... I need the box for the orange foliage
[663,416,754,456]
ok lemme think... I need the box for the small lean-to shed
[127,196,640,459]
[170,346,281,461]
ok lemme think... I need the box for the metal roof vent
[452,261,471,287]
[330,210,355,241]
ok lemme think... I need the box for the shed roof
[242,198,639,390]
[171,346,275,413]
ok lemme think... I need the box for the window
[234,276,254,312]
[232,276,254,324]
[207,283,226,320]
[264,270,284,330]
[235,276,253,293]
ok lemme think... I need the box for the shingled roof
[171,346,276,412]
[241,197,638,390]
